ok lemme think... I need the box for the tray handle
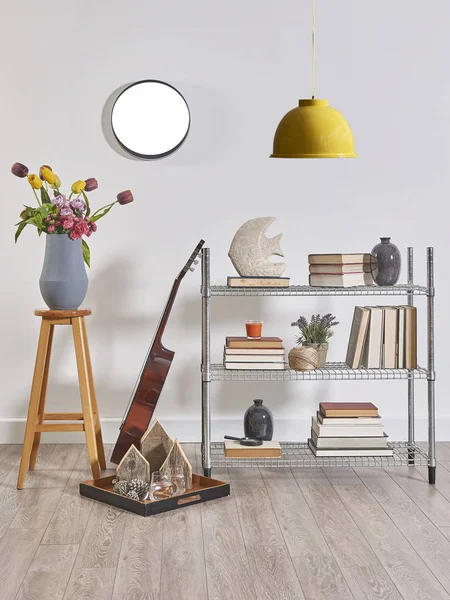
[177,494,201,506]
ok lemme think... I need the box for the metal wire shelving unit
[201,247,437,483]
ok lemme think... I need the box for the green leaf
[82,239,91,268]
[90,203,114,222]
[40,187,51,204]
[15,221,28,243]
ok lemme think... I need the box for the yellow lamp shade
[271,99,356,158]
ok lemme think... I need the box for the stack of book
[227,276,290,288]
[224,337,285,370]
[308,253,374,287]
[346,306,417,369]
[308,402,393,457]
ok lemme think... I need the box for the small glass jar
[245,320,263,339]
[164,466,186,496]
[149,470,176,501]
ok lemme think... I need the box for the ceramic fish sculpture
[228,217,286,277]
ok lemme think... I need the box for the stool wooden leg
[80,317,106,469]
[29,323,54,470]
[17,319,52,489]
[72,317,101,480]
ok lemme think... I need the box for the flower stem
[33,188,41,206]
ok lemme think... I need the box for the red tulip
[39,164,52,180]
[84,178,98,192]
[116,190,134,205]
[11,162,29,178]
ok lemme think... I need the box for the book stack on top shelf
[308,402,393,457]
[224,337,285,370]
[308,253,374,287]
[346,306,417,369]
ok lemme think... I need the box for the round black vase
[371,237,401,286]
[244,399,273,441]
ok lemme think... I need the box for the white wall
[1,0,449,444]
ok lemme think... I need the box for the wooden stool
[17,309,106,489]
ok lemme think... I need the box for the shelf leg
[201,248,212,477]
[427,247,436,484]
[407,247,415,464]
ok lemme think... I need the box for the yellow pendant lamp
[271,0,356,159]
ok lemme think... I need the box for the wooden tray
[79,474,230,516]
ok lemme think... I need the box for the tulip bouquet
[11,162,134,266]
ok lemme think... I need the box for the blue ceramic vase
[244,399,273,441]
[39,234,88,310]
[371,237,401,286]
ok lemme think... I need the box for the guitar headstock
[179,239,205,278]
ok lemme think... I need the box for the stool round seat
[35,308,92,318]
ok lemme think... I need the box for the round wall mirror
[111,80,190,159]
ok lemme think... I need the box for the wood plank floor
[2,443,450,600]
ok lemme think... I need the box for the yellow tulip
[40,166,57,184]
[71,180,86,194]
[50,175,61,189]
[28,174,43,189]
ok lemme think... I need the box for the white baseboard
[1,416,449,444]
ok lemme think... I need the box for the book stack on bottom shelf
[308,402,393,457]
[224,337,285,370]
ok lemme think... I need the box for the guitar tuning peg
[189,266,195,272]
[194,260,199,265]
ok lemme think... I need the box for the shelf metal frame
[201,246,436,483]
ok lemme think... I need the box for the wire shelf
[210,441,428,468]
[209,284,428,297]
[210,362,428,381]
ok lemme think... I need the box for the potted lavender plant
[290,313,339,368]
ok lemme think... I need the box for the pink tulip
[116,190,134,205]
[84,178,98,192]
[11,162,29,178]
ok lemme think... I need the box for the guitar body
[110,240,204,465]
[110,342,174,464]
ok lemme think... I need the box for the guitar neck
[153,277,182,349]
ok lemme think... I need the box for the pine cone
[128,478,149,501]
[126,489,140,501]
[112,479,129,495]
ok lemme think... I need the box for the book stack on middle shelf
[308,402,393,457]
[346,306,417,369]
[224,337,285,370]
[308,253,374,287]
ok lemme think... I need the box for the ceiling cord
[312,0,316,99]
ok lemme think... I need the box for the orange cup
[246,321,263,339]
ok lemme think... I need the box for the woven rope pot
[288,346,319,371]
[302,342,328,368]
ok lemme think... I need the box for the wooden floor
[2,444,450,599]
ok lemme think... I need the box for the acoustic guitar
[110,240,205,464]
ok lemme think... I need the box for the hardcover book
[309,264,372,274]
[311,417,384,438]
[361,307,384,368]
[309,273,374,287]
[224,346,285,355]
[224,440,281,458]
[311,430,388,448]
[227,276,290,287]
[308,253,372,265]
[308,438,393,457]
[224,362,285,370]
[226,337,283,349]
[346,307,371,368]
[317,412,383,426]
[319,402,379,418]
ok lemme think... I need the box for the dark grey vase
[371,237,401,286]
[39,234,88,310]
[244,399,273,441]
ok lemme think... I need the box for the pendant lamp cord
[312,0,316,99]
